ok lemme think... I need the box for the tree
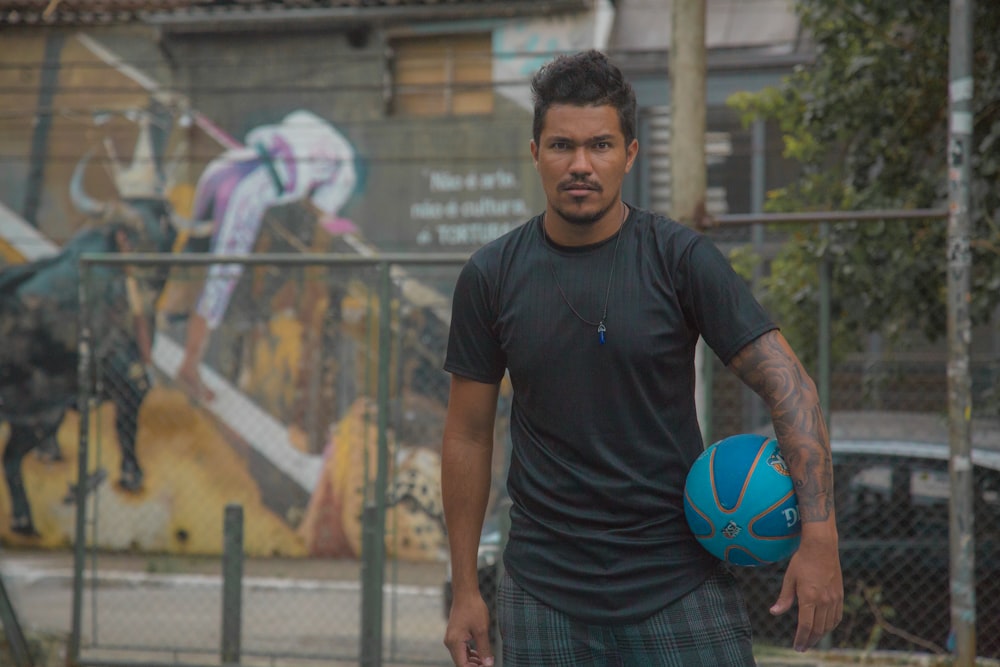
[728,0,1000,382]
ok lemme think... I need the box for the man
[441,50,842,667]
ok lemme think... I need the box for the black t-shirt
[444,206,777,624]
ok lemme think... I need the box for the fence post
[947,0,976,661]
[747,118,767,431]
[817,222,832,420]
[0,569,33,667]
[360,261,392,667]
[221,504,244,665]
[816,222,834,651]
[69,260,94,667]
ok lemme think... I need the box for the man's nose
[568,147,593,175]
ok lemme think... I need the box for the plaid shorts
[497,568,756,666]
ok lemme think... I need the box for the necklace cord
[546,203,628,342]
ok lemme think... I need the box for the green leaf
[724,0,1000,379]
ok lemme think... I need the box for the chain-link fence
[705,213,1000,659]
[67,211,999,665]
[71,251,473,666]
[447,213,1000,662]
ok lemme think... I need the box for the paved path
[2,548,447,666]
[3,549,995,667]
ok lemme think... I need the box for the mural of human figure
[176,110,359,401]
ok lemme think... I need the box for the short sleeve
[443,259,507,384]
[677,235,778,365]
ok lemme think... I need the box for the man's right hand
[443,594,495,667]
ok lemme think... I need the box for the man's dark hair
[530,50,637,146]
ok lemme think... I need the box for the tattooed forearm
[727,330,834,523]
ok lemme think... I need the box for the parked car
[444,411,1000,657]
[742,411,1000,656]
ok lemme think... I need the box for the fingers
[792,605,818,652]
[793,604,830,651]
[471,628,495,666]
[769,577,795,617]
[444,640,494,667]
[443,638,473,666]
[467,645,495,667]
[443,636,464,666]
[443,598,494,667]
[791,590,844,652]
[773,555,845,653]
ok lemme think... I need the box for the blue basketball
[683,434,801,566]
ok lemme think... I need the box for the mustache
[558,180,602,192]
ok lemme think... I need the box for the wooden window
[390,34,493,116]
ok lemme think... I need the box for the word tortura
[423,221,520,246]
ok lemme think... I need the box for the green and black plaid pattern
[497,568,756,666]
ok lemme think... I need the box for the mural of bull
[0,115,180,536]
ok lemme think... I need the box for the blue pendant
[598,322,606,345]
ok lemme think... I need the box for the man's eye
[595,142,611,150]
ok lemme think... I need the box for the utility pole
[669,0,709,439]
[946,0,976,663]
[669,0,707,227]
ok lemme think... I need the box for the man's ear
[529,140,539,170]
[625,139,639,174]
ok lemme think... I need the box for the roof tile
[0,0,556,25]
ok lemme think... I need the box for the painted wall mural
[411,167,529,247]
[0,33,462,562]
[0,122,179,537]
[0,13,604,559]
[493,0,615,110]
[174,109,360,403]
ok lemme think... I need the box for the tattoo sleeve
[727,330,834,523]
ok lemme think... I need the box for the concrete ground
[2,548,997,667]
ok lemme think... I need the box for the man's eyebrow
[546,133,617,143]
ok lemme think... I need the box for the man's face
[530,103,638,231]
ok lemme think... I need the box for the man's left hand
[769,535,843,652]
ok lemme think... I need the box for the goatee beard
[554,200,617,227]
